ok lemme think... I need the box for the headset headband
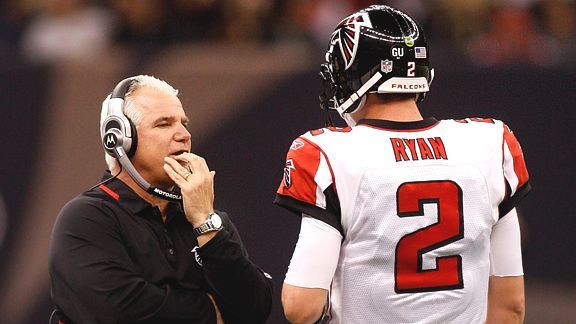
[111,77,136,99]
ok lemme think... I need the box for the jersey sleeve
[274,137,342,233]
[284,216,342,289]
[499,123,531,217]
[490,208,524,276]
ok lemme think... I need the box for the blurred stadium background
[0,0,575,323]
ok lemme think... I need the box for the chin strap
[341,95,367,127]
[335,72,382,116]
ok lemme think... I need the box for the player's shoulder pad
[286,135,320,156]
[302,126,353,139]
[449,117,502,126]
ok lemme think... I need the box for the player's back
[300,117,520,323]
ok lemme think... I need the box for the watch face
[211,213,222,228]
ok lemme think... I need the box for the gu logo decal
[392,46,405,59]
[283,159,295,188]
[327,11,373,70]
[382,60,393,74]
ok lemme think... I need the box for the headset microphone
[101,77,183,201]
[113,146,182,201]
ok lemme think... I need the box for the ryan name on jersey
[389,137,448,162]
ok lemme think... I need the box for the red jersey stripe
[99,184,120,201]
[503,125,529,187]
[277,138,322,205]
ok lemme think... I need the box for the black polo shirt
[49,174,273,324]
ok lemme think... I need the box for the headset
[100,77,182,201]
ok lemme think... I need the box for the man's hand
[208,294,225,324]
[163,153,215,227]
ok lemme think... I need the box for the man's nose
[175,124,191,142]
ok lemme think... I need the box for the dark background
[1,1,575,323]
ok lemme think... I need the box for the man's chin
[148,175,176,191]
[157,180,177,191]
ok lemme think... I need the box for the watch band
[193,212,221,236]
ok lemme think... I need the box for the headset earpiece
[102,128,124,154]
[100,77,139,158]
[126,119,138,157]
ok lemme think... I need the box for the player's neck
[357,96,423,122]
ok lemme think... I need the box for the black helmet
[319,5,434,123]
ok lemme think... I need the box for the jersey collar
[94,172,183,220]
[357,117,439,131]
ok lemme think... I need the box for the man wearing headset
[275,5,529,324]
[49,75,272,324]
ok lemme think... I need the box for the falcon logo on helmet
[331,12,373,70]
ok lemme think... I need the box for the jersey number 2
[395,180,464,293]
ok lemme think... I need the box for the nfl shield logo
[381,60,393,74]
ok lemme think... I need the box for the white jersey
[275,117,530,324]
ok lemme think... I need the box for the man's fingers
[165,156,190,175]
[163,163,186,186]
[173,153,211,173]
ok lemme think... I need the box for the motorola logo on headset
[104,133,117,150]
[152,188,181,200]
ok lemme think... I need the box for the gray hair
[100,75,179,170]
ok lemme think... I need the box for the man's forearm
[199,228,273,323]
[148,286,216,323]
[487,276,525,324]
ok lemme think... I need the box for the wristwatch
[193,212,223,236]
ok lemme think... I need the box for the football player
[274,5,530,324]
